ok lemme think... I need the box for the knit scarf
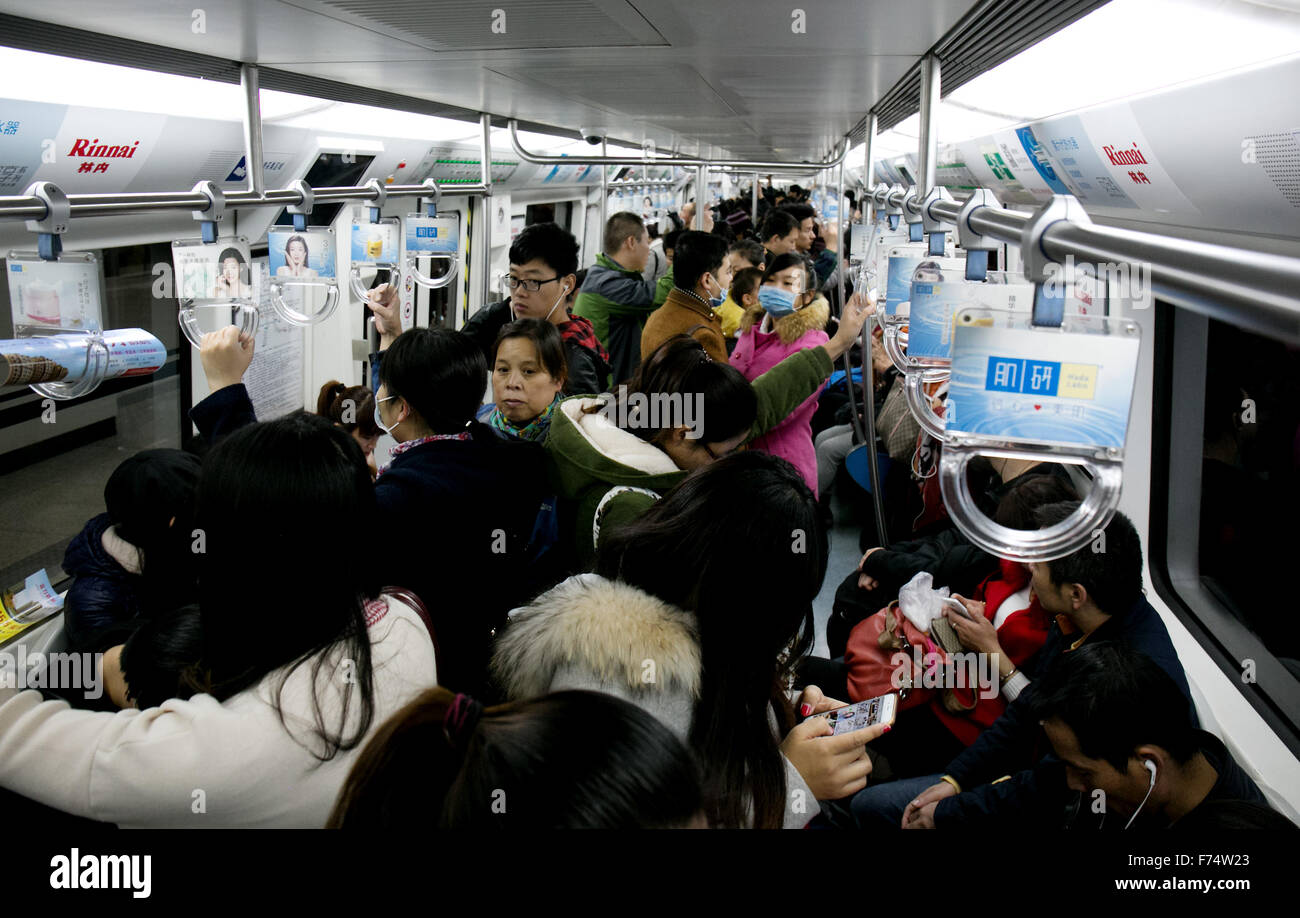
[378,430,472,476]
[488,395,559,442]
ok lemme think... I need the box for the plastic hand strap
[938,446,1123,561]
[179,301,259,350]
[965,250,989,282]
[350,265,401,302]
[881,318,908,373]
[29,333,110,401]
[269,280,341,326]
[903,368,952,442]
[406,252,460,290]
[908,222,923,242]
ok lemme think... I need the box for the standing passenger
[640,231,732,363]
[573,212,655,385]
[0,413,437,827]
[493,453,888,828]
[730,254,831,494]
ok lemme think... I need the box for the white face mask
[374,395,401,436]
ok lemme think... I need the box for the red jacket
[931,558,1052,746]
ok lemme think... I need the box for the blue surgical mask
[706,275,725,309]
[758,285,797,317]
[374,395,400,436]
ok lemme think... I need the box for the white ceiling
[0,0,978,161]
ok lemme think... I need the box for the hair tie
[443,693,483,749]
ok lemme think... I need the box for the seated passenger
[849,505,1194,830]
[730,254,830,495]
[461,225,611,396]
[477,318,566,443]
[1032,642,1295,829]
[492,452,888,828]
[61,448,201,654]
[328,689,703,828]
[191,324,551,694]
[317,379,380,478]
[827,456,1076,657]
[809,474,1079,779]
[574,212,656,385]
[640,231,733,363]
[549,291,871,569]
[102,604,204,709]
[0,413,437,827]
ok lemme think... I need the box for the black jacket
[934,595,1195,827]
[190,384,552,695]
[462,298,611,396]
[61,513,143,653]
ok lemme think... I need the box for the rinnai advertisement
[876,55,1299,237]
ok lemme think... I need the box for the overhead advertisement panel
[1074,103,1200,216]
[1021,114,1137,209]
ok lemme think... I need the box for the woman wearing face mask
[476,319,568,443]
[549,286,873,569]
[730,254,830,496]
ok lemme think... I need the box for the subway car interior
[0,0,1299,852]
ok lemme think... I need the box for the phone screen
[818,694,897,735]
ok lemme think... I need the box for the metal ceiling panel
[0,0,1053,161]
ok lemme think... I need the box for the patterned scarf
[378,430,472,476]
[488,395,559,442]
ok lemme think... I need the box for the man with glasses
[463,222,611,395]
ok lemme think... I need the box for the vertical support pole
[240,63,264,198]
[864,112,877,223]
[600,139,608,239]
[918,54,941,198]
[695,165,707,229]
[480,112,492,190]
[752,171,759,225]
[478,112,493,324]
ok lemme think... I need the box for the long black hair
[595,451,828,827]
[328,688,702,828]
[189,411,379,760]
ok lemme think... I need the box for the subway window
[0,242,183,589]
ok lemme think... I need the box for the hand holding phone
[815,693,898,735]
[940,596,973,620]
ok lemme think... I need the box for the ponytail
[315,380,380,439]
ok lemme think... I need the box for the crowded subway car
[0,0,1298,858]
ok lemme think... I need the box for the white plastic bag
[897,571,951,633]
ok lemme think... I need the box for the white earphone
[1124,759,1159,829]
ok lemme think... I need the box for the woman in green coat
[548,289,873,567]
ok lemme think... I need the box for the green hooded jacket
[545,344,834,568]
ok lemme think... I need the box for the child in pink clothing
[730,254,830,495]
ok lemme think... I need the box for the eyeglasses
[505,274,561,293]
